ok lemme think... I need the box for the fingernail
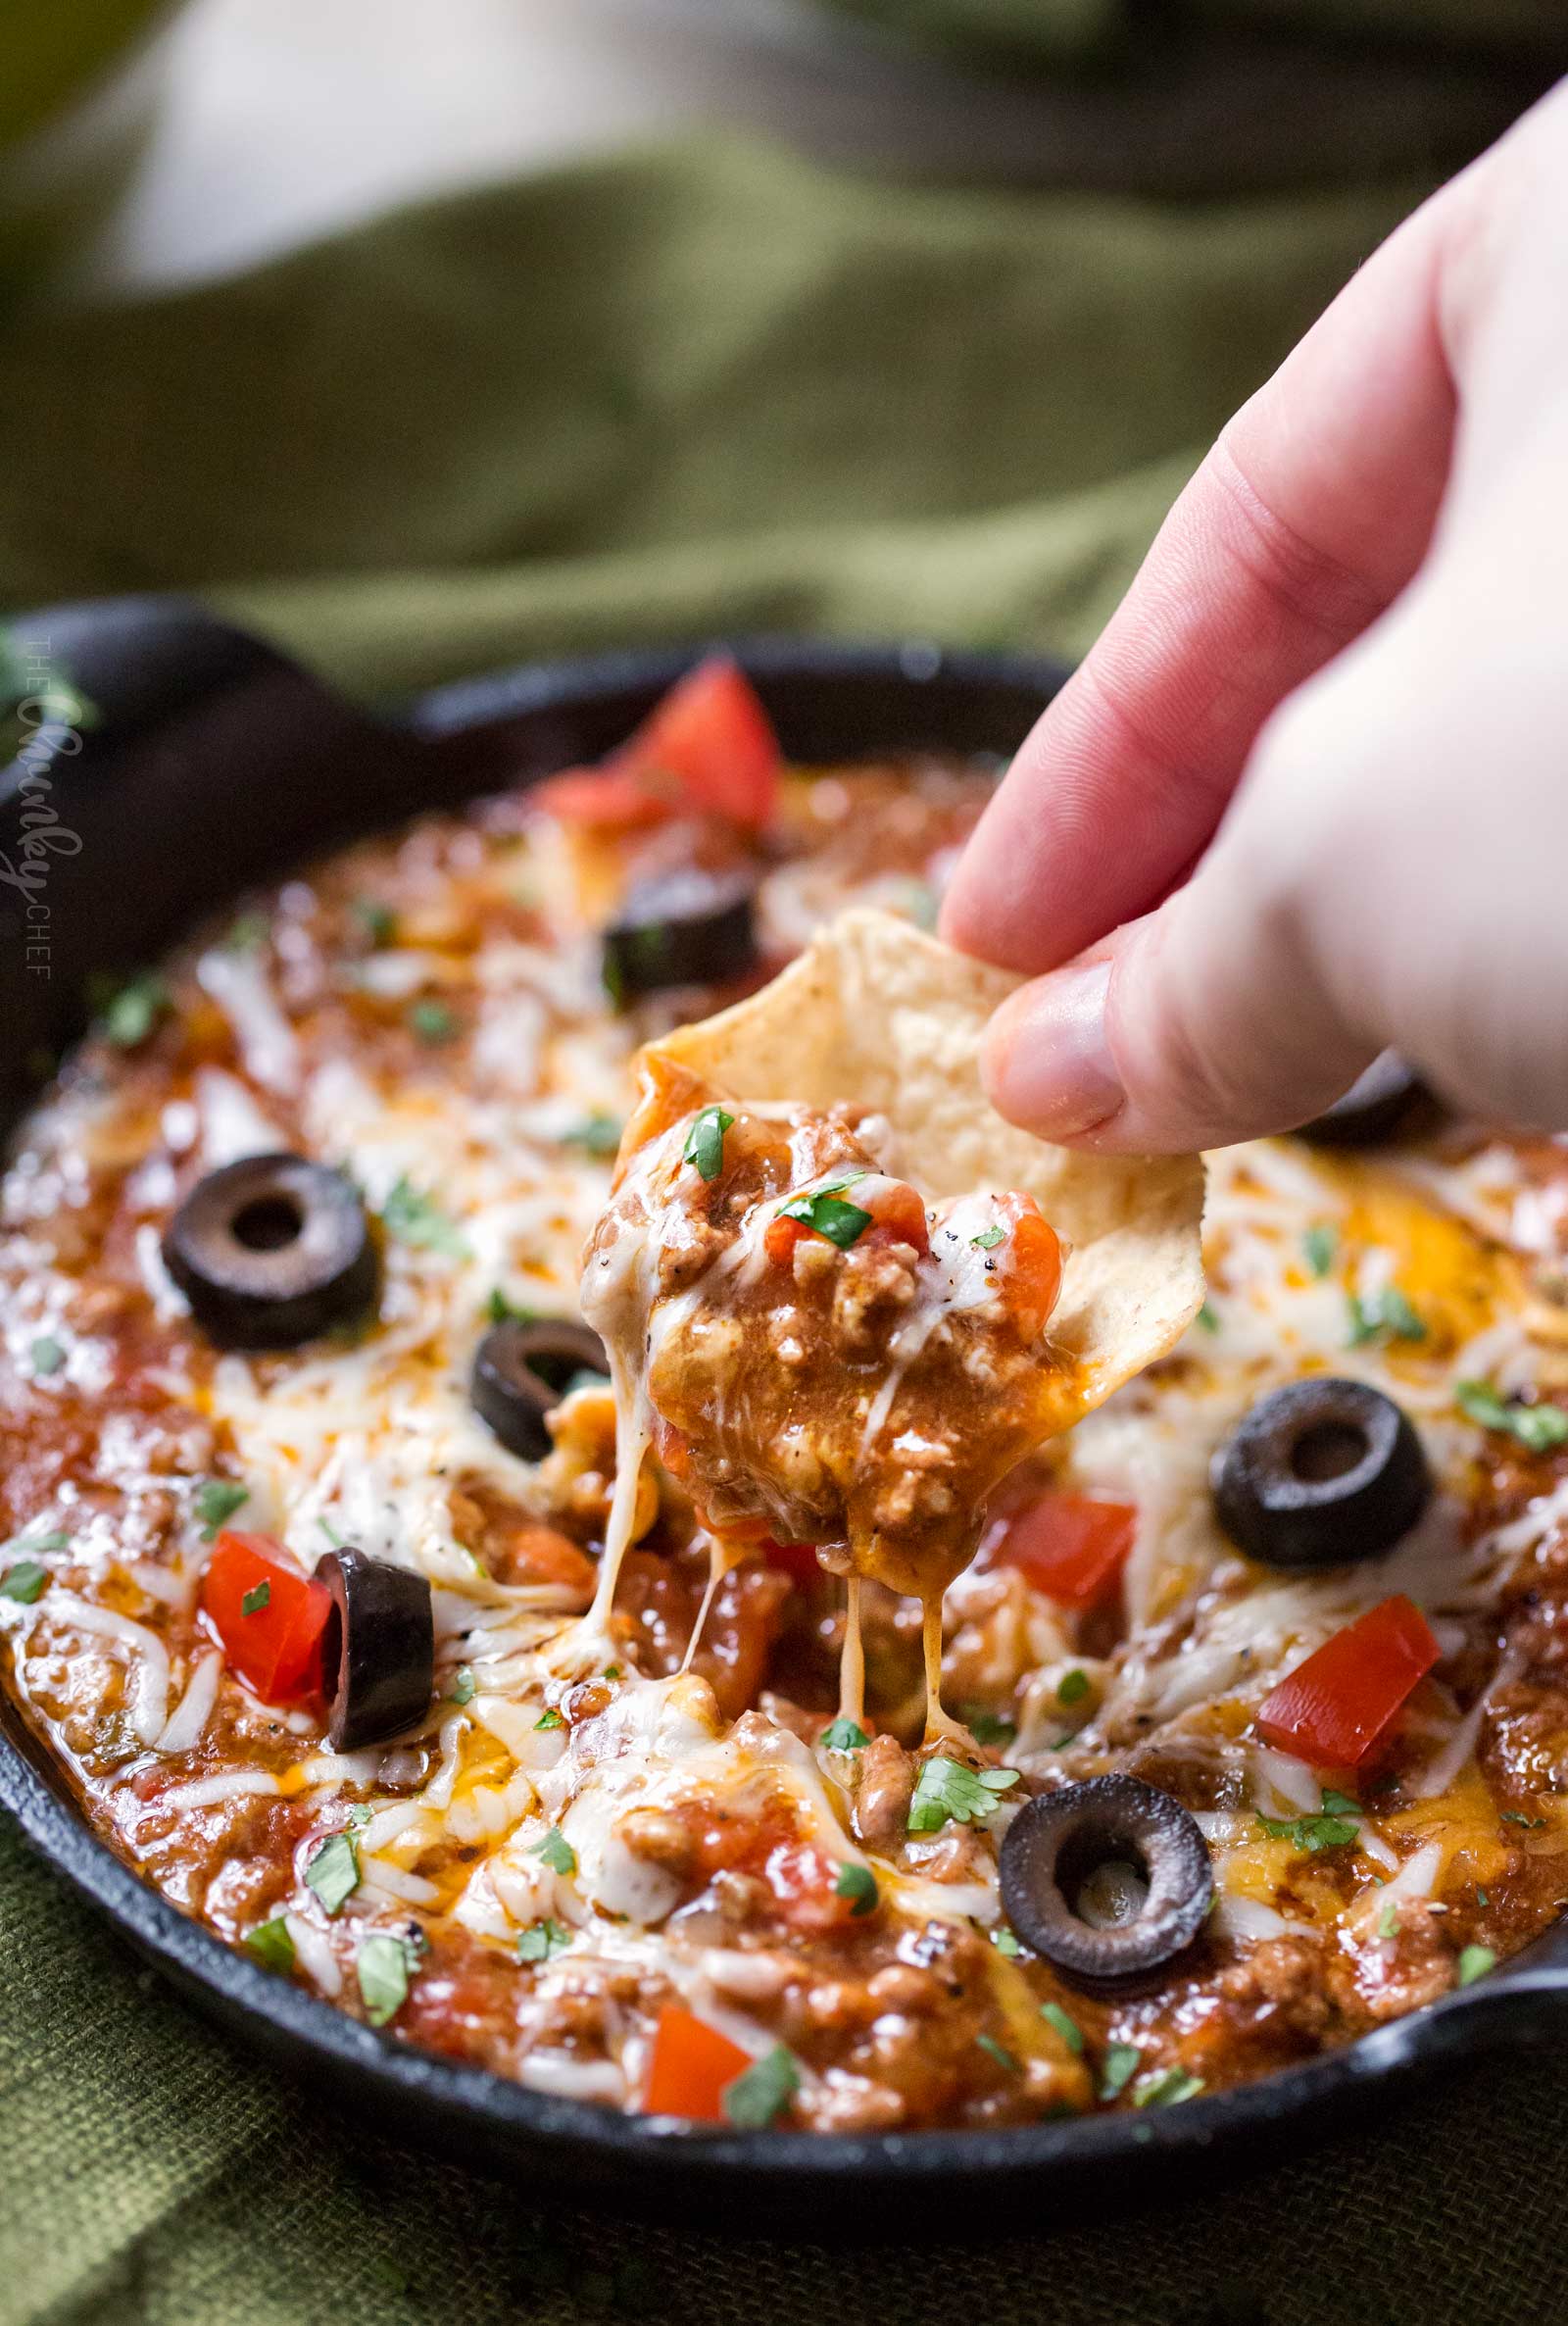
[984,960,1125,1137]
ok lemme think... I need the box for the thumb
[979,828,1376,1157]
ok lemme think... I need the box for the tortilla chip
[646,908,1205,1430]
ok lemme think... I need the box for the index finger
[941,176,1463,976]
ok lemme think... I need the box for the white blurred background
[48,0,1526,297]
[63,0,1050,292]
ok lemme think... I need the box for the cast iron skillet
[2,599,1565,2225]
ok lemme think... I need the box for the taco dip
[5,657,1568,2136]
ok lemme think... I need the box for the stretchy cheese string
[582,1347,650,1643]
[922,1593,965,1744]
[681,1533,743,1676]
[839,1572,864,1727]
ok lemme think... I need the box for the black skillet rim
[4,628,1568,2212]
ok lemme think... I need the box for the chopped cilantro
[0,1559,48,1605]
[357,1933,412,2027]
[1256,1789,1360,1855]
[408,998,458,1045]
[534,1707,565,1731]
[534,1826,576,1875]
[225,912,270,953]
[28,1335,66,1376]
[516,1917,573,1962]
[834,1862,878,1916]
[240,1580,271,1616]
[0,655,99,734]
[100,971,169,1049]
[1099,2043,1141,2100]
[776,1190,873,1251]
[1477,1889,1490,1907]
[976,2033,1018,2073]
[1195,1301,1219,1334]
[1303,1223,1338,1278]
[1056,1668,1091,1708]
[382,1176,470,1259]
[449,1668,476,1707]
[1456,1944,1495,1988]
[961,1705,1018,1749]
[602,1664,622,1681]
[1041,2001,1083,2054]
[819,1716,867,1752]
[1132,2066,1204,2108]
[1377,1903,1399,1941]
[346,1805,373,1829]
[484,1287,538,1326]
[305,1830,361,1915]
[1502,1809,1547,1828]
[1348,1285,1425,1347]
[906,1755,1019,1834]
[562,1114,622,1160]
[355,898,397,946]
[243,1916,295,1975]
[683,1105,734,1183]
[971,1225,1005,1252]
[1456,1379,1568,1455]
[991,1926,1023,1958]
[6,1528,68,1558]
[193,1478,249,1540]
[721,2044,800,2129]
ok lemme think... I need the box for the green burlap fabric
[2,128,1564,2326]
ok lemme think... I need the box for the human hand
[942,81,1568,1154]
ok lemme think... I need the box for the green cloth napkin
[0,130,1558,2325]
[0,137,1424,695]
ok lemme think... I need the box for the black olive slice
[470,1318,610,1462]
[162,1154,376,1350]
[1298,1053,1437,1147]
[315,1546,435,1751]
[603,867,758,1003]
[999,1774,1213,1991]
[1210,1377,1431,1570]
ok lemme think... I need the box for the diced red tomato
[1254,1594,1440,1768]
[200,1531,331,1702]
[501,1523,598,1598]
[992,1493,1137,1608]
[763,1176,926,1269]
[856,1176,930,1257]
[617,657,782,830]
[528,765,672,828]
[643,2002,752,2121]
[764,1840,865,1931]
[763,1538,822,1589]
[763,1212,809,1268]
[528,663,781,832]
[992,1193,1063,1338]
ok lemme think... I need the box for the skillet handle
[0,594,428,1124]
[5,595,305,739]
